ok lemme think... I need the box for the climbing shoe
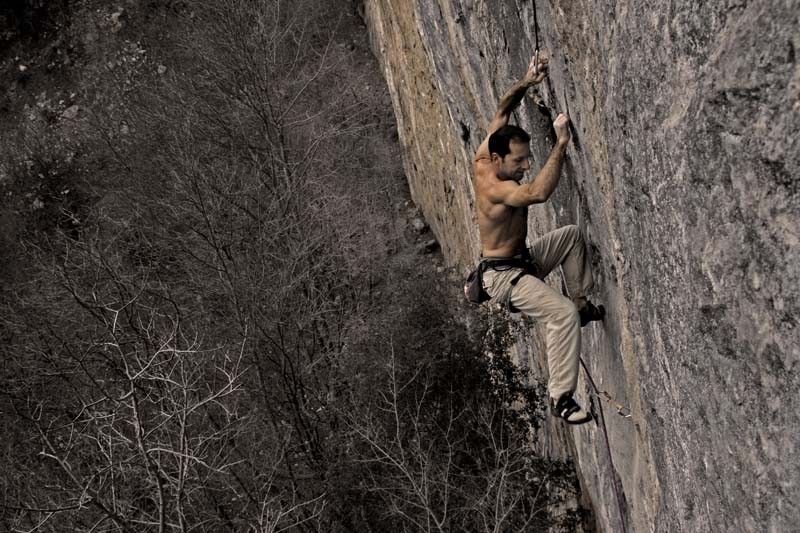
[579,301,605,327]
[552,392,593,425]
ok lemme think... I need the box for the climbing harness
[463,251,537,307]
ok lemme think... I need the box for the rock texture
[363,1,799,531]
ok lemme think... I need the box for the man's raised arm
[474,54,549,161]
[485,113,572,207]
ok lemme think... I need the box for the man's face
[494,140,531,181]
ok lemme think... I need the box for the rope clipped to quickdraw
[580,357,630,533]
[580,358,631,418]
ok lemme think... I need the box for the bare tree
[342,330,576,533]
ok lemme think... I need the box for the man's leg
[529,225,604,326]
[507,275,581,401]
[528,225,593,303]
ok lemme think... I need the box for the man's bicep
[474,134,492,161]
[489,180,538,207]
[487,112,509,134]
[473,113,508,160]
[487,180,517,204]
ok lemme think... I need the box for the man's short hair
[488,125,531,158]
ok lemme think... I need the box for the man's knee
[563,302,580,325]
[563,224,583,243]
[551,297,580,325]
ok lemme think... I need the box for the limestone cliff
[363,1,799,531]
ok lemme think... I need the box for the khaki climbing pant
[482,225,594,400]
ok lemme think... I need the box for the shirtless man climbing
[473,53,604,425]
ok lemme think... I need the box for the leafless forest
[0,1,579,531]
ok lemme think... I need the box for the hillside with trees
[0,1,583,531]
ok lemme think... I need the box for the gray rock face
[363,1,799,531]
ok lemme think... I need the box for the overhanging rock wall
[363,1,799,531]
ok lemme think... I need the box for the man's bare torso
[474,158,528,257]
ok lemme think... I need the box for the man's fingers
[536,57,549,75]
[527,52,550,81]
[529,53,549,69]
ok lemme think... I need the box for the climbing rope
[580,357,630,533]
[531,0,541,74]
[527,2,628,527]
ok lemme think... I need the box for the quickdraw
[599,390,632,418]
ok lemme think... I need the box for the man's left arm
[474,54,548,161]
